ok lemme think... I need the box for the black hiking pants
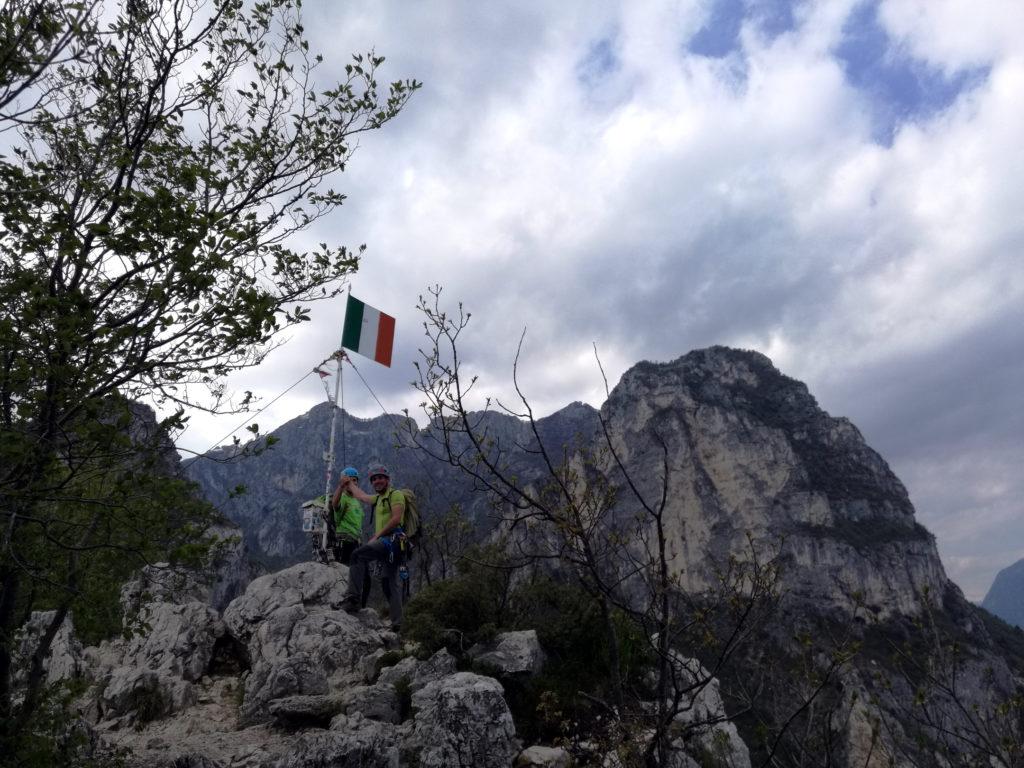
[346,538,403,628]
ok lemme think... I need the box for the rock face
[982,557,1024,628]
[469,630,547,677]
[13,611,84,689]
[600,347,947,618]
[406,672,518,768]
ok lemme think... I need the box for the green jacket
[333,494,364,540]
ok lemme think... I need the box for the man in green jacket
[337,463,405,631]
[329,466,364,565]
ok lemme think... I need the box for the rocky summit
[600,346,947,618]
[19,557,746,767]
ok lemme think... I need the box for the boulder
[121,601,224,682]
[239,603,387,723]
[223,562,393,724]
[268,693,344,727]
[13,610,84,688]
[377,648,457,692]
[223,561,349,644]
[274,714,400,767]
[517,745,572,767]
[469,630,547,677]
[241,654,328,724]
[337,684,401,724]
[406,672,518,768]
[100,667,196,722]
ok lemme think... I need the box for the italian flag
[341,294,395,367]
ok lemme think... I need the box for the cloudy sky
[174,0,1023,602]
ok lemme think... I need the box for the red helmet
[367,464,390,480]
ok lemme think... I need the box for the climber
[336,464,406,632]
[329,466,364,566]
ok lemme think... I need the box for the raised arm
[341,476,374,504]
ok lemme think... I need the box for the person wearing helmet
[329,466,364,566]
[337,463,406,631]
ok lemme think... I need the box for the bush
[404,545,511,654]
[405,560,652,745]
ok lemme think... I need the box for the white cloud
[172,0,1024,602]
[879,0,1024,71]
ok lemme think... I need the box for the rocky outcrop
[666,653,751,768]
[982,557,1024,628]
[469,630,547,677]
[72,561,523,767]
[406,672,519,768]
[13,611,84,689]
[599,348,947,618]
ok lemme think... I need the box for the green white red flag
[341,294,395,367]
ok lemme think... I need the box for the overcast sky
[173,0,1023,602]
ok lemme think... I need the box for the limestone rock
[100,667,196,722]
[267,693,344,727]
[357,648,388,683]
[406,672,518,768]
[13,610,83,688]
[119,524,260,615]
[227,562,389,723]
[667,653,750,768]
[517,745,571,767]
[337,684,401,724]
[122,601,224,682]
[241,652,328,724]
[222,561,350,645]
[377,648,457,692]
[600,348,948,618]
[469,630,547,677]
[275,714,400,767]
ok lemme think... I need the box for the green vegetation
[0,0,417,760]
[405,557,651,745]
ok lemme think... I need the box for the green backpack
[390,487,421,540]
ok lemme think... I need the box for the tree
[0,0,418,738]
[0,0,99,123]
[406,287,791,765]
[875,591,1024,767]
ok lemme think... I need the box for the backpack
[388,487,422,541]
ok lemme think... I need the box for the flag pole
[322,293,349,557]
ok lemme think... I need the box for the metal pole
[322,351,344,553]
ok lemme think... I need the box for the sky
[173,0,1024,603]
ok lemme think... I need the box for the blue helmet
[342,466,359,479]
